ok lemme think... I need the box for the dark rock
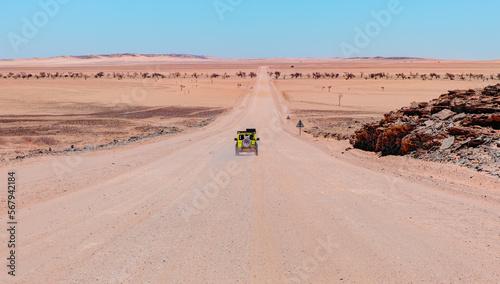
[424,120,435,127]
[432,109,456,121]
[462,114,500,129]
[452,113,466,121]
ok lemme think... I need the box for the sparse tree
[338,93,344,106]
[445,73,455,80]
[343,72,355,80]
[152,73,165,79]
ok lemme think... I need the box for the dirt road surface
[1,67,499,283]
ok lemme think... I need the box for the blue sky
[1,0,498,60]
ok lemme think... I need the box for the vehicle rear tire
[255,149,258,156]
[235,149,239,156]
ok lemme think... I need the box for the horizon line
[1,53,500,62]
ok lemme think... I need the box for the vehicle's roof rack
[237,128,256,134]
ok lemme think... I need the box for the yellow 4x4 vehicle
[234,128,259,156]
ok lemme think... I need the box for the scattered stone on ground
[10,127,183,161]
[5,115,221,162]
[188,116,218,128]
[303,117,380,141]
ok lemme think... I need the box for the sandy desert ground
[270,58,500,138]
[0,56,499,282]
[0,56,261,160]
[2,56,499,160]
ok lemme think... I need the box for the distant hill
[349,56,424,60]
[56,53,211,60]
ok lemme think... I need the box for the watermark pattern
[213,0,243,21]
[285,235,339,283]
[51,156,83,179]
[110,65,160,107]
[8,0,71,54]
[175,70,284,239]
[6,172,17,277]
[49,64,161,178]
[339,0,406,58]
[181,160,243,223]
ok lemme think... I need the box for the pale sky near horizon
[0,0,498,60]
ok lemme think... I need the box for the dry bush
[0,137,6,145]
[21,136,34,143]
[34,136,57,145]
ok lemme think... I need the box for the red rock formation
[353,84,500,156]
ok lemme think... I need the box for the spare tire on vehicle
[242,138,252,147]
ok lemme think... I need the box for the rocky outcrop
[352,84,500,177]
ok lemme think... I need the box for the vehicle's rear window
[239,134,254,140]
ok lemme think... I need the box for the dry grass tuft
[34,136,57,145]
[21,136,34,143]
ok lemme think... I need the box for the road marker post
[296,120,304,135]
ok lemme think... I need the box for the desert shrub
[34,136,57,145]
[151,73,165,79]
[21,136,34,143]
[312,72,322,79]
[0,137,6,145]
[445,73,455,80]
[343,72,355,80]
